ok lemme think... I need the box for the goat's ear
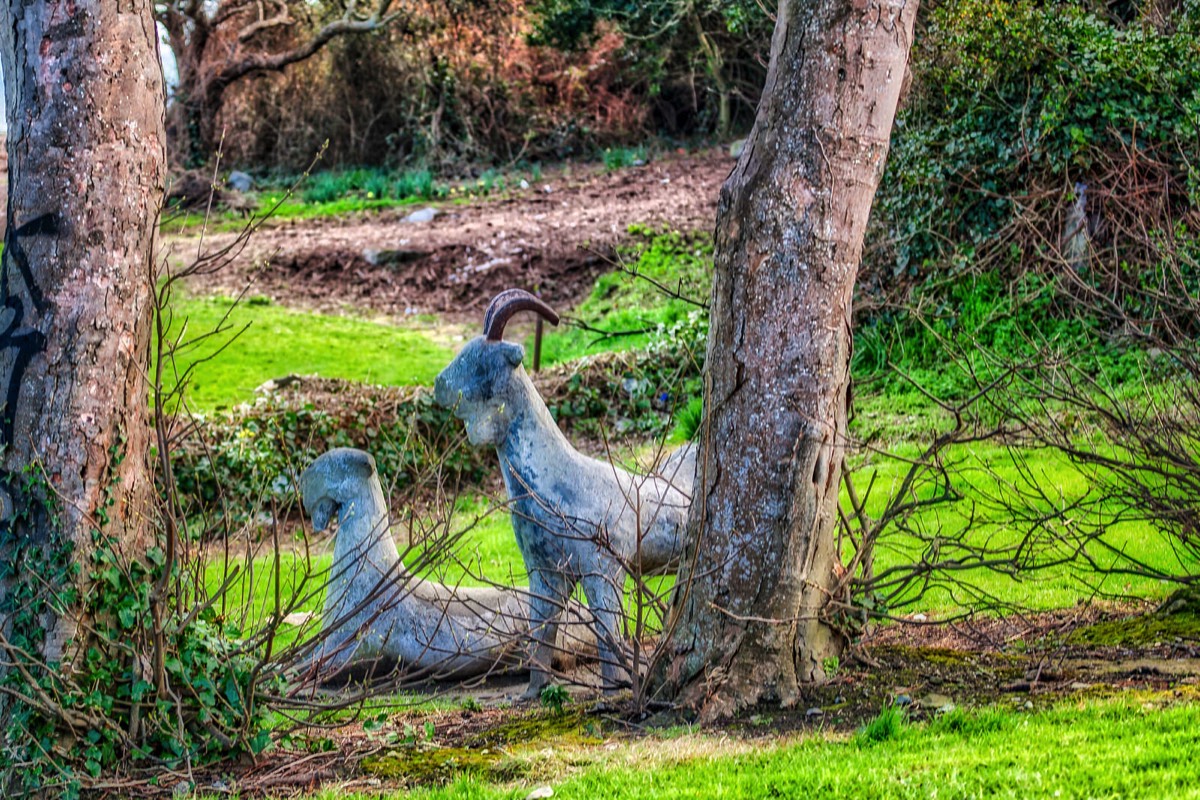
[309,496,338,532]
[498,341,525,367]
[346,449,377,479]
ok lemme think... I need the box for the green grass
[162,193,427,235]
[290,698,1200,799]
[164,295,452,410]
[162,164,549,235]
[536,227,712,366]
[300,167,448,205]
[852,705,908,745]
[844,394,1191,614]
[602,145,648,171]
[205,499,526,634]
[209,431,1188,641]
[206,495,675,639]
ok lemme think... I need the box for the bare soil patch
[172,149,730,319]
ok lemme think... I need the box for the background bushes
[855,0,1200,384]
[213,0,770,172]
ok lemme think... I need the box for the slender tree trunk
[691,13,731,139]
[654,0,917,720]
[0,0,165,662]
[161,14,213,168]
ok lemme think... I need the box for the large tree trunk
[0,0,165,662]
[654,0,917,720]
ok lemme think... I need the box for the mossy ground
[236,646,1200,798]
[312,626,1200,793]
[358,710,603,786]
[1069,612,1200,648]
[361,746,524,785]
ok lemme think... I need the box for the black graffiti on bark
[1,213,58,449]
[0,212,57,529]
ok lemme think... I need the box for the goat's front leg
[581,570,629,692]
[522,567,571,700]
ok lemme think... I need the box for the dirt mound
[175,148,730,318]
[260,242,614,316]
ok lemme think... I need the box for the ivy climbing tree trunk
[654,0,917,720]
[0,1,165,663]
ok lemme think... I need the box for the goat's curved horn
[482,289,560,341]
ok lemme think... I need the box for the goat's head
[434,289,560,445]
[299,447,381,532]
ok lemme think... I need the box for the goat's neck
[495,368,576,493]
[332,480,400,577]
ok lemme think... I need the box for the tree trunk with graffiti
[0,0,165,664]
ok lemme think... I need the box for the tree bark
[0,0,165,662]
[654,0,917,720]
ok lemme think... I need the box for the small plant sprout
[540,683,571,716]
[822,655,840,679]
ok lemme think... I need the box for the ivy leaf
[250,730,273,755]
[117,606,137,629]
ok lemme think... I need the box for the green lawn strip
[291,698,1200,799]
[162,161,546,236]
[404,499,528,590]
[203,501,526,643]
[206,438,1185,638]
[204,501,678,645]
[164,295,452,410]
[161,194,427,235]
[845,437,1188,613]
[534,227,712,366]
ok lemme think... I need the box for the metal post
[533,317,544,372]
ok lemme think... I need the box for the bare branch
[213,0,406,91]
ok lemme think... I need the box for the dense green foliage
[844,0,1200,391]
[538,227,710,365]
[878,0,1199,278]
[0,458,277,797]
[171,385,487,528]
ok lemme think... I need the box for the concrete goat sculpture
[299,447,594,679]
[434,288,697,695]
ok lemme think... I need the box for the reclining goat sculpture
[434,289,697,696]
[300,447,594,679]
